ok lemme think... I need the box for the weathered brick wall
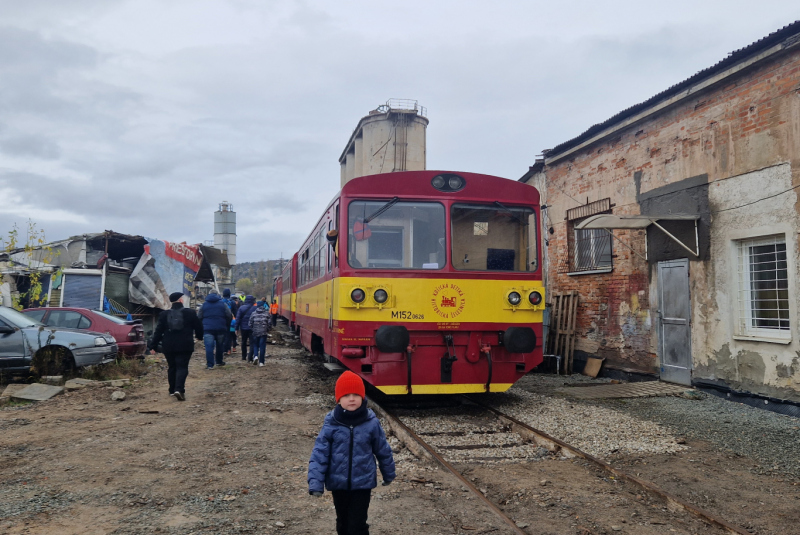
[543,45,800,375]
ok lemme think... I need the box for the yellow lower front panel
[376,383,513,395]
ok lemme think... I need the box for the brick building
[522,21,800,401]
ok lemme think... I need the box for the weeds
[80,357,150,382]
[1,398,34,408]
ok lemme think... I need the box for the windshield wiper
[364,197,399,223]
[494,201,524,225]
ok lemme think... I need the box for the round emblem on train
[431,283,466,319]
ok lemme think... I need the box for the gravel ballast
[507,373,800,478]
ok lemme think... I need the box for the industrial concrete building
[339,99,429,187]
[523,21,800,402]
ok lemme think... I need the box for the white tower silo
[214,201,236,266]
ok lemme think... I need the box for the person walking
[197,289,232,369]
[308,371,395,535]
[270,299,279,327]
[249,300,271,366]
[147,292,203,401]
[221,289,239,355]
[235,295,257,361]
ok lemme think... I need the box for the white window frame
[572,227,613,273]
[735,234,791,341]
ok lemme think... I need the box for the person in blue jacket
[308,371,395,535]
[197,289,232,369]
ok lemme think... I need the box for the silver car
[0,306,117,373]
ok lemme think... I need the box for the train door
[326,203,339,355]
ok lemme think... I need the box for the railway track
[373,395,750,535]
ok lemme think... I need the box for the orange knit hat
[335,370,365,402]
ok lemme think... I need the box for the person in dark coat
[148,292,203,401]
[248,300,271,366]
[308,371,395,535]
[197,289,232,369]
[221,288,239,355]
[235,295,257,361]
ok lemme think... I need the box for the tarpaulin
[129,239,203,310]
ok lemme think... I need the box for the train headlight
[374,289,388,303]
[431,173,466,192]
[528,291,542,306]
[507,291,521,306]
[351,288,366,303]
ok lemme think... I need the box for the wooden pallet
[547,291,578,374]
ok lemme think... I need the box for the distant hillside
[231,259,285,298]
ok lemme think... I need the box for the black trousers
[331,489,371,535]
[240,329,252,359]
[165,351,192,394]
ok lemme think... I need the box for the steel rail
[468,397,750,535]
[372,402,527,535]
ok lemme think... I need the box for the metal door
[657,259,692,385]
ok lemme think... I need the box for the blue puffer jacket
[308,407,395,493]
[235,295,257,331]
[198,293,232,334]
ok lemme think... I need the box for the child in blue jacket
[308,370,395,535]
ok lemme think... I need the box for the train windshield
[451,203,537,272]
[348,201,445,269]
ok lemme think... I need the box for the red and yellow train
[275,170,544,394]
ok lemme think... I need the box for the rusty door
[657,259,692,385]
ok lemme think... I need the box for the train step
[323,362,344,372]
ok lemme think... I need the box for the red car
[23,307,146,358]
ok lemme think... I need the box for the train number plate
[391,311,424,320]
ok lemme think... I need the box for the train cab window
[348,201,445,269]
[451,203,537,272]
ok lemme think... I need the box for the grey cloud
[0,26,97,69]
[0,134,60,159]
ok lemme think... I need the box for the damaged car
[0,306,117,375]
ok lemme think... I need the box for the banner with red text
[129,239,203,309]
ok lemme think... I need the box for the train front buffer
[334,277,545,395]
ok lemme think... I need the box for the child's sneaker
[259,362,264,367]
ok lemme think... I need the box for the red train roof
[341,170,540,205]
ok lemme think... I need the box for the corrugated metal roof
[547,20,800,158]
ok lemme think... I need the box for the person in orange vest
[270,299,279,327]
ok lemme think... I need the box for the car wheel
[32,346,75,376]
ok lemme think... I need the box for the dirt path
[1,335,798,534]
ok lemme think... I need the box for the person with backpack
[148,292,203,401]
[198,289,233,369]
[248,300,271,366]
[235,295,257,361]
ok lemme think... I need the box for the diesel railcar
[281,170,544,394]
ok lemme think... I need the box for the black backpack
[167,309,185,332]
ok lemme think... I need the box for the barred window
[573,227,613,272]
[566,198,613,273]
[736,235,790,338]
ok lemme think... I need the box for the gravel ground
[509,373,800,479]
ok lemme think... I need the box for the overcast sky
[0,1,797,263]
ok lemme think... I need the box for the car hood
[21,325,117,347]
